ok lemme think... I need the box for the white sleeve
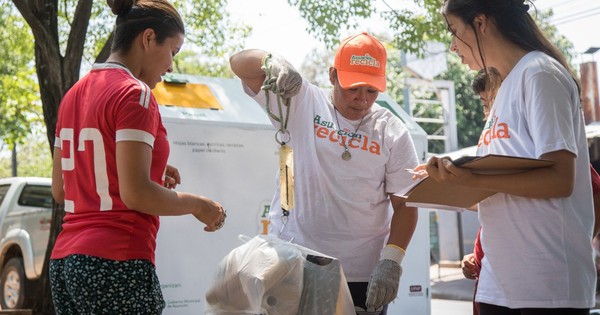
[524,69,578,158]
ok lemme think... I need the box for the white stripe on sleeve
[116,129,155,148]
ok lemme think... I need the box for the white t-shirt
[244,79,419,281]
[475,51,596,308]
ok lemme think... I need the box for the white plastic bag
[205,234,355,315]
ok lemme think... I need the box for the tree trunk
[10,1,93,313]
[32,203,64,314]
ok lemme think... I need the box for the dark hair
[442,0,580,94]
[107,0,185,54]
[472,67,501,95]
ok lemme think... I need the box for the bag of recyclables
[205,234,355,315]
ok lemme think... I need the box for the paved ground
[430,264,476,302]
[431,299,473,315]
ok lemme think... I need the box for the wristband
[380,244,405,265]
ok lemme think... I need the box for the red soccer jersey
[51,64,169,264]
[591,165,600,195]
[473,227,483,274]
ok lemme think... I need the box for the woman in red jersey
[49,1,226,313]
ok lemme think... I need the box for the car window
[18,185,53,208]
[0,184,9,206]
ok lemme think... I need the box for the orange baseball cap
[334,32,387,92]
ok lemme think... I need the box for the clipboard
[400,154,555,210]
[452,154,554,174]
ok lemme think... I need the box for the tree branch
[64,0,92,87]
[13,0,61,62]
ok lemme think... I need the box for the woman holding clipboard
[425,0,595,314]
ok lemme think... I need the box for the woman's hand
[407,163,429,180]
[193,196,227,232]
[461,253,479,280]
[425,156,472,184]
[164,164,181,189]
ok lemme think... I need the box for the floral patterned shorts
[50,254,165,315]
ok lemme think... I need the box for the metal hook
[278,210,290,237]
[275,130,291,146]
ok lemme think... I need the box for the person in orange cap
[229,32,420,314]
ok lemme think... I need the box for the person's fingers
[425,157,440,179]
[461,264,476,279]
[170,168,181,184]
[435,157,462,181]
[165,165,181,184]
[442,158,453,168]
[427,156,439,168]
[405,168,428,180]
[438,157,451,170]
[163,176,176,189]
[414,164,427,171]
[210,207,227,232]
[463,260,476,269]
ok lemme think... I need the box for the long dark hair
[442,0,580,94]
[107,0,185,54]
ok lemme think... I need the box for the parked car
[0,177,52,309]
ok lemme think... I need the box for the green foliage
[385,46,409,107]
[299,46,335,88]
[173,47,241,78]
[0,0,251,155]
[0,6,40,148]
[173,0,250,77]
[15,130,52,177]
[289,0,376,49]
[382,0,449,56]
[55,0,251,73]
[0,150,10,178]
[289,0,447,54]
[437,54,483,149]
[81,2,115,65]
[0,127,52,178]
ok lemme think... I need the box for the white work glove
[365,245,405,310]
[261,53,302,99]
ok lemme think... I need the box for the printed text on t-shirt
[477,114,511,148]
[314,114,381,155]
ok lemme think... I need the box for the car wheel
[0,257,27,309]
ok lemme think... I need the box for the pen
[404,168,426,175]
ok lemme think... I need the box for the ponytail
[107,0,184,54]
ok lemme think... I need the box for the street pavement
[430,264,476,302]
[430,263,475,314]
[432,299,473,315]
